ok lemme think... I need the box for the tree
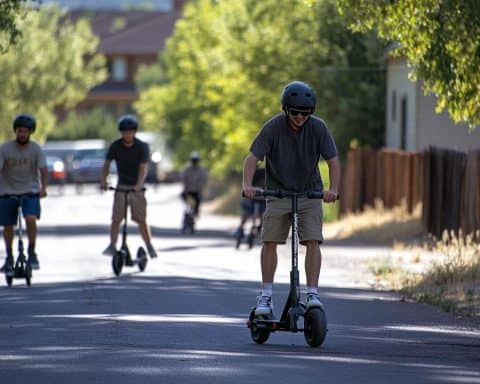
[135,0,385,176]
[0,0,38,52]
[337,0,480,128]
[47,108,117,141]
[0,6,107,142]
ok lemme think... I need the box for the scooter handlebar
[107,186,146,192]
[242,189,339,200]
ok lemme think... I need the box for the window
[112,57,127,82]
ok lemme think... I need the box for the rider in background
[181,151,208,217]
[0,114,47,274]
[100,114,157,259]
[243,81,340,316]
[234,166,266,239]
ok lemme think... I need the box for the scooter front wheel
[304,307,327,347]
[249,309,270,344]
[112,251,124,276]
[25,263,32,286]
[136,247,148,272]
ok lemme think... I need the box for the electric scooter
[246,189,334,347]
[2,194,38,287]
[108,187,148,276]
[181,193,196,234]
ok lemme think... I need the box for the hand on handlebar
[100,181,108,191]
[243,186,261,198]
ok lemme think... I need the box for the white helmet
[190,151,200,160]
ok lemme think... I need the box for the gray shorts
[261,198,323,244]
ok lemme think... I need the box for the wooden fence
[340,148,423,214]
[340,147,480,238]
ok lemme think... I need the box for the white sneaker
[102,244,116,256]
[306,293,324,309]
[255,295,273,316]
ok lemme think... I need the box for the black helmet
[118,114,138,131]
[280,81,316,113]
[13,114,36,133]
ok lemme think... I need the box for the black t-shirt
[250,113,337,192]
[106,138,150,185]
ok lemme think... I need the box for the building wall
[416,88,480,151]
[385,57,417,150]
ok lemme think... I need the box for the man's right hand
[100,181,108,191]
[243,186,261,198]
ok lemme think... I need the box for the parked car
[70,149,117,186]
[46,155,67,185]
[135,132,175,183]
[43,140,108,184]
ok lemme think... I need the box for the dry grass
[402,231,480,317]
[324,200,424,245]
[326,203,480,319]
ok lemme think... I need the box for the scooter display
[246,189,332,347]
[1,194,38,287]
[108,187,148,276]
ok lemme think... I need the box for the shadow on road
[34,224,234,240]
[1,275,479,384]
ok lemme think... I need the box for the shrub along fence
[340,147,480,239]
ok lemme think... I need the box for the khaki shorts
[112,185,147,223]
[261,198,323,244]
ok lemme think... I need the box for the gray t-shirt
[0,140,47,194]
[250,113,337,192]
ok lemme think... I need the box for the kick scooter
[1,194,38,287]
[108,187,148,276]
[246,189,334,347]
[235,200,263,249]
[181,193,196,234]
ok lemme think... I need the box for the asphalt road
[0,184,479,384]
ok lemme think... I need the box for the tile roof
[68,10,181,55]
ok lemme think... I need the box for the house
[385,55,480,151]
[66,0,186,116]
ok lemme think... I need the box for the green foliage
[47,108,117,141]
[0,0,38,52]
[135,0,385,176]
[319,161,339,221]
[0,6,107,143]
[337,0,480,129]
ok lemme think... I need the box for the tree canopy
[337,0,480,128]
[0,6,107,142]
[135,0,385,176]
[0,0,38,52]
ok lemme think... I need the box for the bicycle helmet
[118,114,138,131]
[280,81,316,114]
[13,114,36,133]
[190,151,200,160]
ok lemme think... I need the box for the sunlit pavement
[0,184,479,384]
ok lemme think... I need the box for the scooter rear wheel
[112,251,124,276]
[136,247,148,272]
[249,309,270,344]
[304,307,327,347]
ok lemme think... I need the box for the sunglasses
[288,108,311,117]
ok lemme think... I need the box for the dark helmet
[13,114,36,133]
[280,81,316,113]
[118,114,138,131]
